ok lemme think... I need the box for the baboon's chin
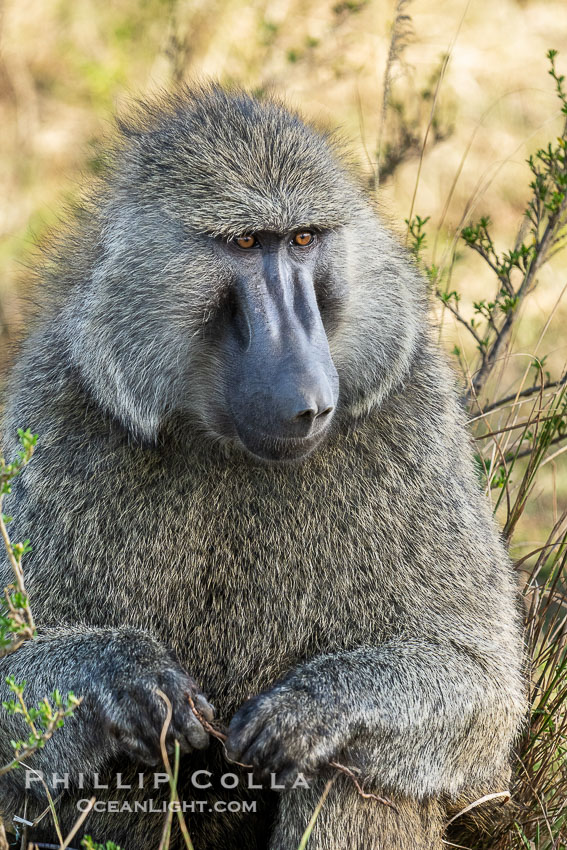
[233,425,329,465]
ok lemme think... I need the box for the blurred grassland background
[1,0,567,552]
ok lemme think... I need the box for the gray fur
[0,85,525,849]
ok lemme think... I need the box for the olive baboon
[0,88,525,849]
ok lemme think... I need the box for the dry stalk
[187,695,398,812]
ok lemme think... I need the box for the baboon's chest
[142,460,399,713]
[24,434,404,714]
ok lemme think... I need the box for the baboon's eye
[293,231,314,247]
[234,235,258,249]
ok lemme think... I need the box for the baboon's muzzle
[227,248,339,462]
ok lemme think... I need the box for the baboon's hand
[226,684,343,786]
[89,635,214,765]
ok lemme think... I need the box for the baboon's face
[210,228,340,463]
[75,92,418,453]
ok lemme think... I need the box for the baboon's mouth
[233,422,330,464]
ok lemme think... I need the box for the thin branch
[468,195,567,401]
[513,431,567,461]
[471,374,567,418]
[328,761,398,811]
[376,0,413,187]
[436,291,487,351]
[474,413,564,441]
[406,0,471,233]
[0,697,83,777]
[187,697,398,810]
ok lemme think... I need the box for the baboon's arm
[0,627,212,805]
[227,635,525,799]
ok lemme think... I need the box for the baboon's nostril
[293,402,335,423]
[316,405,334,420]
[295,407,317,421]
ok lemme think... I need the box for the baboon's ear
[67,287,166,442]
[64,210,200,444]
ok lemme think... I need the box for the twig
[158,691,176,850]
[474,413,564,441]
[16,764,65,845]
[514,432,567,461]
[376,0,413,188]
[0,700,83,778]
[468,195,567,402]
[406,0,471,234]
[0,434,37,655]
[188,697,398,811]
[437,292,488,350]
[186,694,225,742]
[469,374,567,419]
[0,500,26,588]
[328,761,399,811]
